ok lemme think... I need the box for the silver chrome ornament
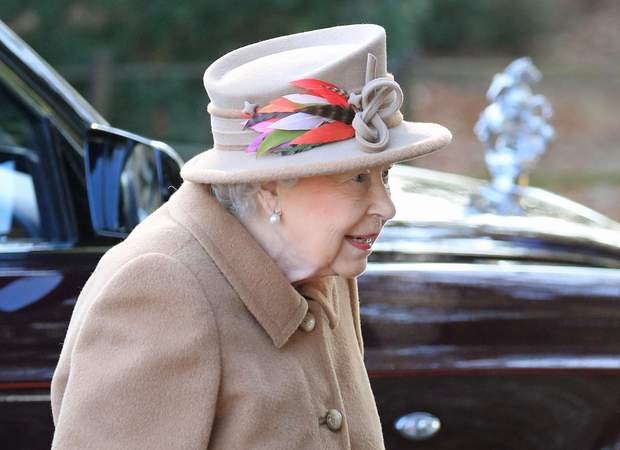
[472,57,554,215]
[394,411,441,441]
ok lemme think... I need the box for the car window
[0,83,44,243]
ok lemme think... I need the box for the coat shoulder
[102,203,195,268]
[66,201,224,348]
[51,250,222,448]
[94,201,221,289]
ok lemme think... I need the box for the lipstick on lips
[345,233,379,251]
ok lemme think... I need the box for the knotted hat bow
[347,53,404,152]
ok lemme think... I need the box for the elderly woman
[50,24,451,449]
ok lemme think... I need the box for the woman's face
[274,164,396,281]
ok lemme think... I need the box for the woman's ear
[255,181,279,215]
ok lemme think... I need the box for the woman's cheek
[298,226,338,265]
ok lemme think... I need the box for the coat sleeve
[51,252,221,450]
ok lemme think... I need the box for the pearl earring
[269,207,281,224]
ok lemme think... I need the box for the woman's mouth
[345,234,378,251]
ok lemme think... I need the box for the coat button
[326,409,343,432]
[299,311,316,332]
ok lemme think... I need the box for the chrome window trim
[365,261,620,278]
[372,237,620,268]
[0,241,111,254]
[0,20,106,130]
[0,241,73,253]
[0,59,83,154]
[0,394,50,403]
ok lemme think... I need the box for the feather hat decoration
[242,79,357,158]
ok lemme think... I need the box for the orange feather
[257,97,299,113]
[289,79,349,107]
[289,121,355,145]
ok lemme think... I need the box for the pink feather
[250,119,278,133]
[269,112,328,130]
[246,130,270,153]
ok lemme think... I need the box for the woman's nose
[369,178,396,222]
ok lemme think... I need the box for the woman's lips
[346,237,371,251]
[345,233,378,251]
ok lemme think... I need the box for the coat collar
[168,180,341,348]
[295,276,341,329]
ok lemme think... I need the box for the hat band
[207,105,403,151]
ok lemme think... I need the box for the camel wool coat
[50,179,385,449]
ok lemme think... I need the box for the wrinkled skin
[244,164,396,284]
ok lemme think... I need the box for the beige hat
[180,23,452,184]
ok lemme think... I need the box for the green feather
[256,129,305,158]
[273,144,317,156]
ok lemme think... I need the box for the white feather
[284,94,329,105]
[269,112,327,130]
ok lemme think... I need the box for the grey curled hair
[210,179,298,220]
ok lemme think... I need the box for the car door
[0,74,116,450]
[360,260,620,450]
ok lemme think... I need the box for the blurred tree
[1,0,553,156]
[417,0,553,54]
[3,0,429,64]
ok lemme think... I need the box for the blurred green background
[2,0,619,219]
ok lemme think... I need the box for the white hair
[209,179,298,220]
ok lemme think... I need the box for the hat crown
[204,24,388,110]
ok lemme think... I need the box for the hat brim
[180,121,452,184]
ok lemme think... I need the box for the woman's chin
[333,259,368,279]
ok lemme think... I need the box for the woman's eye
[353,173,369,183]
[382,170,390,183]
